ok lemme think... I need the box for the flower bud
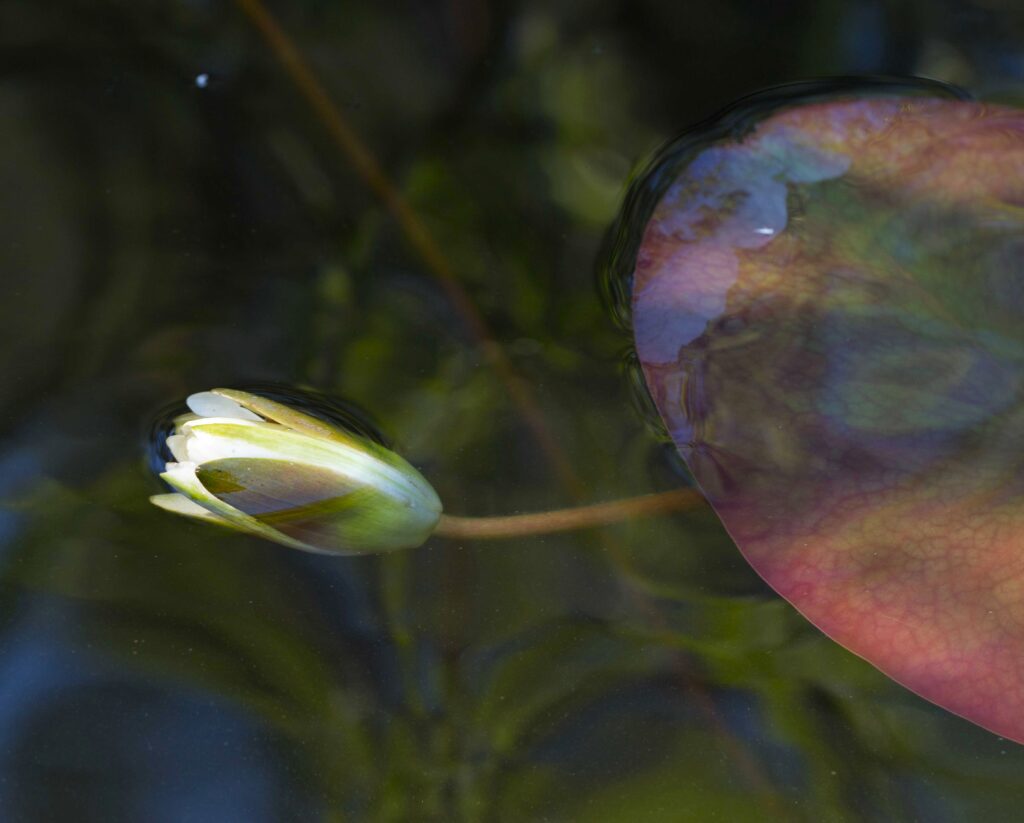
[149,388,442,555]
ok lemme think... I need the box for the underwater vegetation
[620,78,1024,743]
[13,0,1024,818]
[151,77,1024,749]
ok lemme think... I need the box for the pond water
[3,1,1024,821]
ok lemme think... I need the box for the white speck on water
[195,73,210,88]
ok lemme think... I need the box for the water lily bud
[149,388,442,555]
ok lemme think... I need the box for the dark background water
[2,1,1024,821]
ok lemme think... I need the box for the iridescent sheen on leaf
[630,87,1024,742]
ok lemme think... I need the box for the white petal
[165,434,190,462]
[183,429,222,465]
[180,424,262,464]
[183,419,387,484]
[149,492,230,525]
[186,391,263,421]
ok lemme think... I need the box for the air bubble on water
[597,75,969,440]
[597,75,970,337]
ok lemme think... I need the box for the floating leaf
[627,83,1024,742]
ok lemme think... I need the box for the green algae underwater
[7,2,1024,822]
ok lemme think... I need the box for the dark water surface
[3,2,1024,821]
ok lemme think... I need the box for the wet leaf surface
[633,90,1024,742]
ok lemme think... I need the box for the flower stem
[433,488,705,540]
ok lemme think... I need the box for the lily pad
[628,82,1024,742]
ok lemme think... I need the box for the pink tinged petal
[159,461,318,553]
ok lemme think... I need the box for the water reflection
[3,0,1024,820]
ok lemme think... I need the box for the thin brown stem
[433,488,705,540]
[231,6,778,800]
[231,0,582,496]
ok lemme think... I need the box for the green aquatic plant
[152,387,702,552]
[151,389,442,554]
[151,77,1024,749]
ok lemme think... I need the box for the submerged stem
[434,488,705,540]
[232,0,583,496]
